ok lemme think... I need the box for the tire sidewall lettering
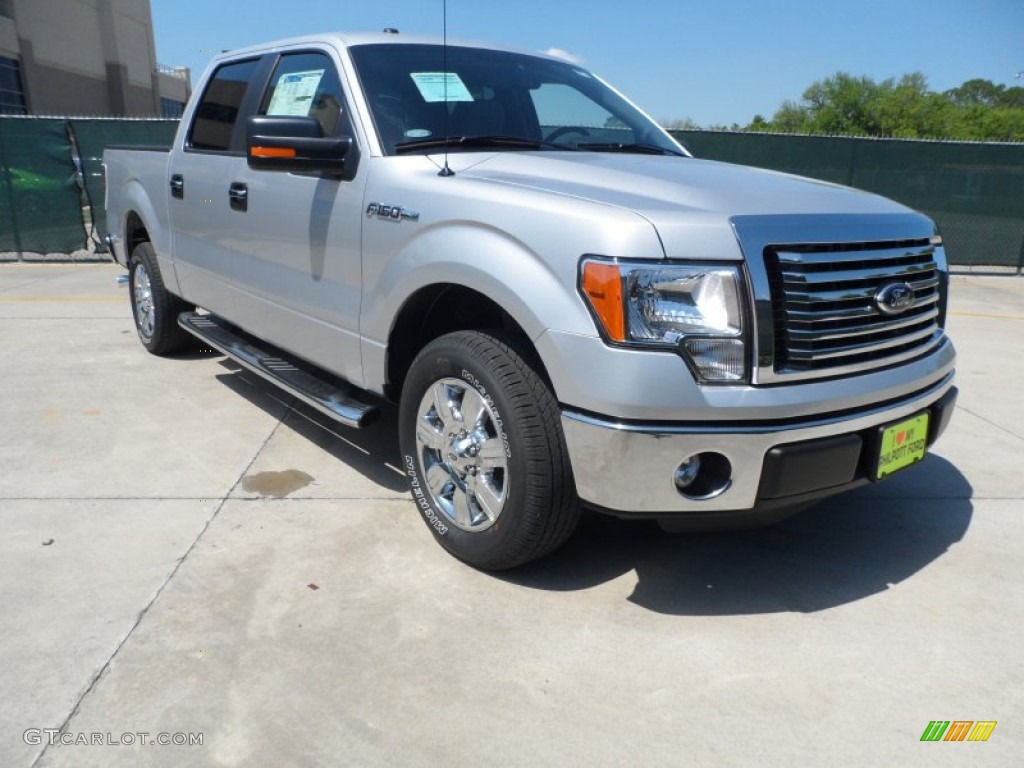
[403,453,450,537]
[402,362,514,540]
[400,331,579,567]
[459,368,512,459]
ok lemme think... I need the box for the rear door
[169,56,268,316]
[226,48,369,385]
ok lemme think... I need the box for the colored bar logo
[921,721,997,742]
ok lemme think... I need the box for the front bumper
[561,374,957,522]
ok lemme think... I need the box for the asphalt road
[1,264,1021,767]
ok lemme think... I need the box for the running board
[178,312,378,429]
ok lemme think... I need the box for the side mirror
[246,115,352,174]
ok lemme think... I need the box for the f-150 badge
[366,203,419,222]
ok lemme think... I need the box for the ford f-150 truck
[104,32,957,569]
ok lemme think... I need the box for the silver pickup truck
[104,31,957,569]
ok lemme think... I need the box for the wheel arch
[114,175,180,294]
[384,284,553,403]
[125,211,150,256]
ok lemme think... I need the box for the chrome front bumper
[560,372,956,516]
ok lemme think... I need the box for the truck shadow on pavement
[214,364,407,494]
[506,454,973,615]
[210,361,972,616]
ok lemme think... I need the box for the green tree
[997,87,1024,109]
[659,117,699,131]
[768,100,810,133]
[945,78,1004,107]
[801,72,884,134]
[744,73,1024,141]
[875,74,950,138]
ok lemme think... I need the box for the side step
[178,312,378,429]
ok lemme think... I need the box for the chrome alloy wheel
[415,378,509,532]
[133,262,155,340]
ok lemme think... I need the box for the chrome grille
[766,240,944,375]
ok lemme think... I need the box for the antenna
[438,0,455,177]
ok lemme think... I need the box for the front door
[226,49,368,386]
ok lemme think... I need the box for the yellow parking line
[0,297,122,302]
[949,311,1024,321]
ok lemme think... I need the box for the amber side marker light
[581,262,626,342]
[250,146,296,158]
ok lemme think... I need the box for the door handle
[229,182,248,212]
[170,174,184,199]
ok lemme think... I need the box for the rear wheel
[128,242,192,355]
[399,331,580,570]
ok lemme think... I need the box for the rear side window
[188,59,260,151]
[259,52,348,137]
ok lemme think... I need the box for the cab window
[259,52,347,137]
[188,58,260,152]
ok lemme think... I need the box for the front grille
[766,239,944,375]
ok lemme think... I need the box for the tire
[128,241,193,356]
[399,331,580,570]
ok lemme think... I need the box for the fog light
[672,452,733,500]
[674,456,702,490]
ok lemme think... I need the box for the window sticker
[267,69,325,116]
[410,72,474,103]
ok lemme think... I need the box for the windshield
[349,43,685,157]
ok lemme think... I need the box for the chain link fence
[672,130,1024,272]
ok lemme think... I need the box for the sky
[152,0,1024,128]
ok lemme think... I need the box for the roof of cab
[209,30,561,64]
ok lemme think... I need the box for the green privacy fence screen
[671,130,1024,270]
[1,117,1022,267]
[69,119,178,245]
[0,117,177,257]
[0,118,83,254]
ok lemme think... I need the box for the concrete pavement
[1,264,1021,766]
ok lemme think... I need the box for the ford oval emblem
[875,282,915,315]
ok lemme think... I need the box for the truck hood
[456,152,916,258]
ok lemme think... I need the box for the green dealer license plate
[876,412,930,480]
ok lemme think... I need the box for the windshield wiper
[394,135,576,154]
[576,142,685,157]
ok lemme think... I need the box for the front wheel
[399,331,580,570]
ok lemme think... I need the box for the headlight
[580,259,747,383]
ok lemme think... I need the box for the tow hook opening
[673,452,732,500]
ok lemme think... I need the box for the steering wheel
[544,126,592,143]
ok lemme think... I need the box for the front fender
[356,155,665,395]
[360,221,595,396]
[364,220,595,344]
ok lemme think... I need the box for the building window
[0,0,12,19]
[0,56,28,115]
[160,97,185,119]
